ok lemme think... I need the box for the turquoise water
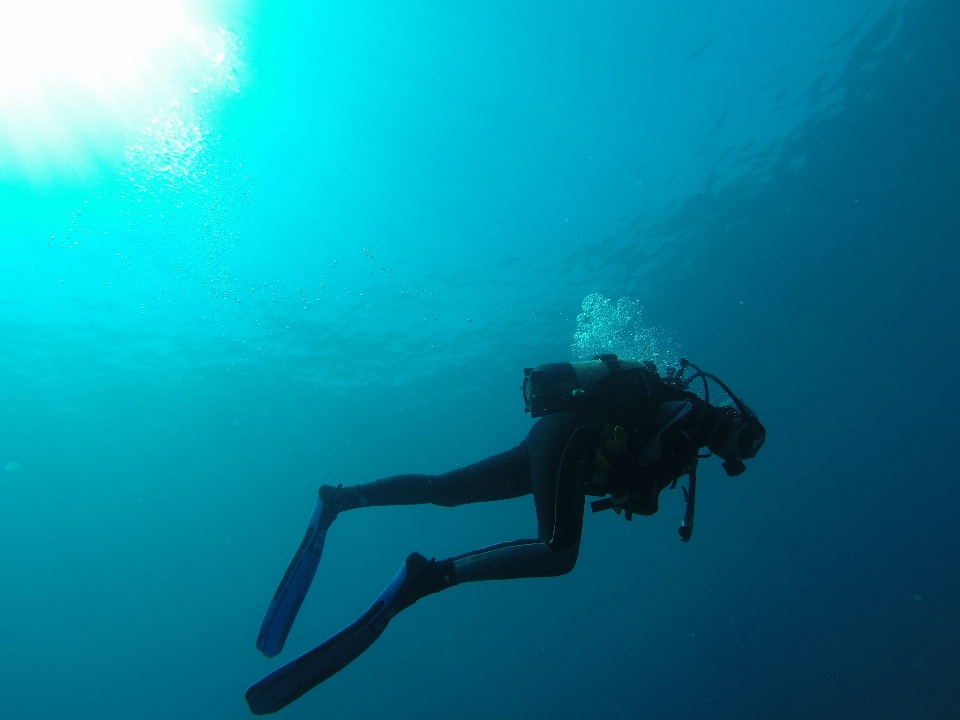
[1,1,958,718]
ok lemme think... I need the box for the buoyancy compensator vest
[521,354,697,542]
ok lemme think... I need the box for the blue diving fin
[246,562,410,715]
[256,490,339,658]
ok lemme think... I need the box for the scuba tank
[521,354,660,418]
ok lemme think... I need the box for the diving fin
[246,552,455,715]
[256,487,340,658]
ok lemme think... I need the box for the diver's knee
[550,542,580,575]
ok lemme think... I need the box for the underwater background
[1,1,958,718]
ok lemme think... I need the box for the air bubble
[572,294,680,370]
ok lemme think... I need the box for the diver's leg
[451,538,579,581]
[439,411,591,584]
[248,533,578,714]
[323,412,589,586]
[250,414,592,701]
[257,444,530,657]
[525,411,591,550]
[329,444,531,511]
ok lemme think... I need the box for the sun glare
[1,1,188,94]
[0,1,198,181]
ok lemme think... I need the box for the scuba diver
[246,355,765,715]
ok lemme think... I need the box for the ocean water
[1,1,958,718]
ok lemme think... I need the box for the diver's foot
[317,483,344,524]
[389,552,457,614]
[247,551,455,714]
[256,488,342,658]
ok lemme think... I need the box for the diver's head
[672,358,766,476]
[708,404,766,477]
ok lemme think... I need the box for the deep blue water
[1,1,958,718]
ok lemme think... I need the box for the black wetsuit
[332,384,731,585]
[244,374,752,715]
